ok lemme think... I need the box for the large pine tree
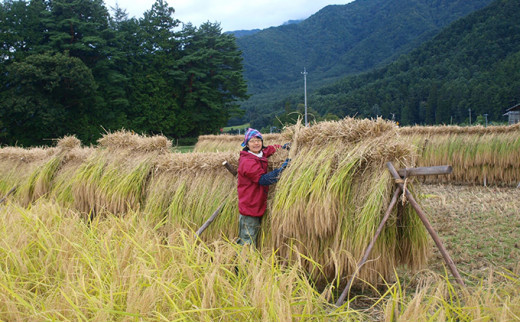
[0,0,248,146]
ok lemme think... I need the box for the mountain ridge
[233,0,495,127]
[307,0,520,125]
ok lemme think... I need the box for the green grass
[172,145,195,153]
[223,123,250,132]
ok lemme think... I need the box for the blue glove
[282,142,291,150]
[281,158,291,169]
[259,159,291,186]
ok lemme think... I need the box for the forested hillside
[306,0,520,126]
[236,0,494,128]
[0,0,247,146]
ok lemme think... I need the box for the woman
[237,128,290,246]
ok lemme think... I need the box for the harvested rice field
[419,184,520,277]
[0,119,519,321]
[0,183,518,321]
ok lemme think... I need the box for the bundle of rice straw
[402,126,520,186]
[399,123,520,135]
[0,121,430,288]
[69,131,171,216]
[98,129,172,153]
[267,117,429,287]
[194,133,283,152]
[0,136,94,206]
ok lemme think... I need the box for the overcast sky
[103,0,354,32]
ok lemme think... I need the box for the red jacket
[237,145,280,217]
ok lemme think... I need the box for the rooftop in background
[504,103,520,125]
[506,103,520,112]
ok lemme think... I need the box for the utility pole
[468,108,472,125]
[302,67,308,127]
[484,113,488,127]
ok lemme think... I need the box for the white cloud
[104,0,354,31]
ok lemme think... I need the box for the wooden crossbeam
[397,165,452,177]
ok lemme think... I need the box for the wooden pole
[397,165,452,178]
[335,186,402,306]
[386,162,465,287]
[222,161,237,177]
[195,203,226,237]
[195,161,237,238]
[0,186,16,205]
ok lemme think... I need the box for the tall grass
[378,270,520,321]
[0,200,364,321]
[1,200,519,321]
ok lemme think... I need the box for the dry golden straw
[0,123,429,287]
[270,118,428,287]
[403,127,520,186]
[194,133,283,152]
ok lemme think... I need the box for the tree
[176,22,248,136]
[124,0,182,136]
[425,83,438,125]
[44,0,111,67]
[0,52,98,145]
[0,0,250,145]
[0,0,49,61]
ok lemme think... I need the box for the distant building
[504,103,520,124]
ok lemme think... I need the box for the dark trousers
[237,214,262,246]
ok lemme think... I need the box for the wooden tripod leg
[0,186,16,205]
[386,162,465,287]
[195,161,237,238]
[195,202,226,237]
[335,186,402,306]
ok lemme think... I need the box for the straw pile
[0,122,429,287]
[144,152,240,238]
[0,137,95,206]
[267,118,429,287]
[97,129,172,153]
[195,124,520,186]
[69,130,172,216]
[194,133,283,152]
[403,125,520,186]
[0,146,58,205]
[399,123,520,135]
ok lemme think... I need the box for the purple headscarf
[241,128,263,147]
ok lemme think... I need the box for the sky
[103,0,354,32]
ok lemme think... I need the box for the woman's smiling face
[247,137,262,154]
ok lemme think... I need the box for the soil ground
[350,183,520,320]
[417,183,520,279]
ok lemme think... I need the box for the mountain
[307,0,520,125]
[226,29,261,38]
[227,19,303,38]
[282,19,304,26]
[234,0,495,127]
